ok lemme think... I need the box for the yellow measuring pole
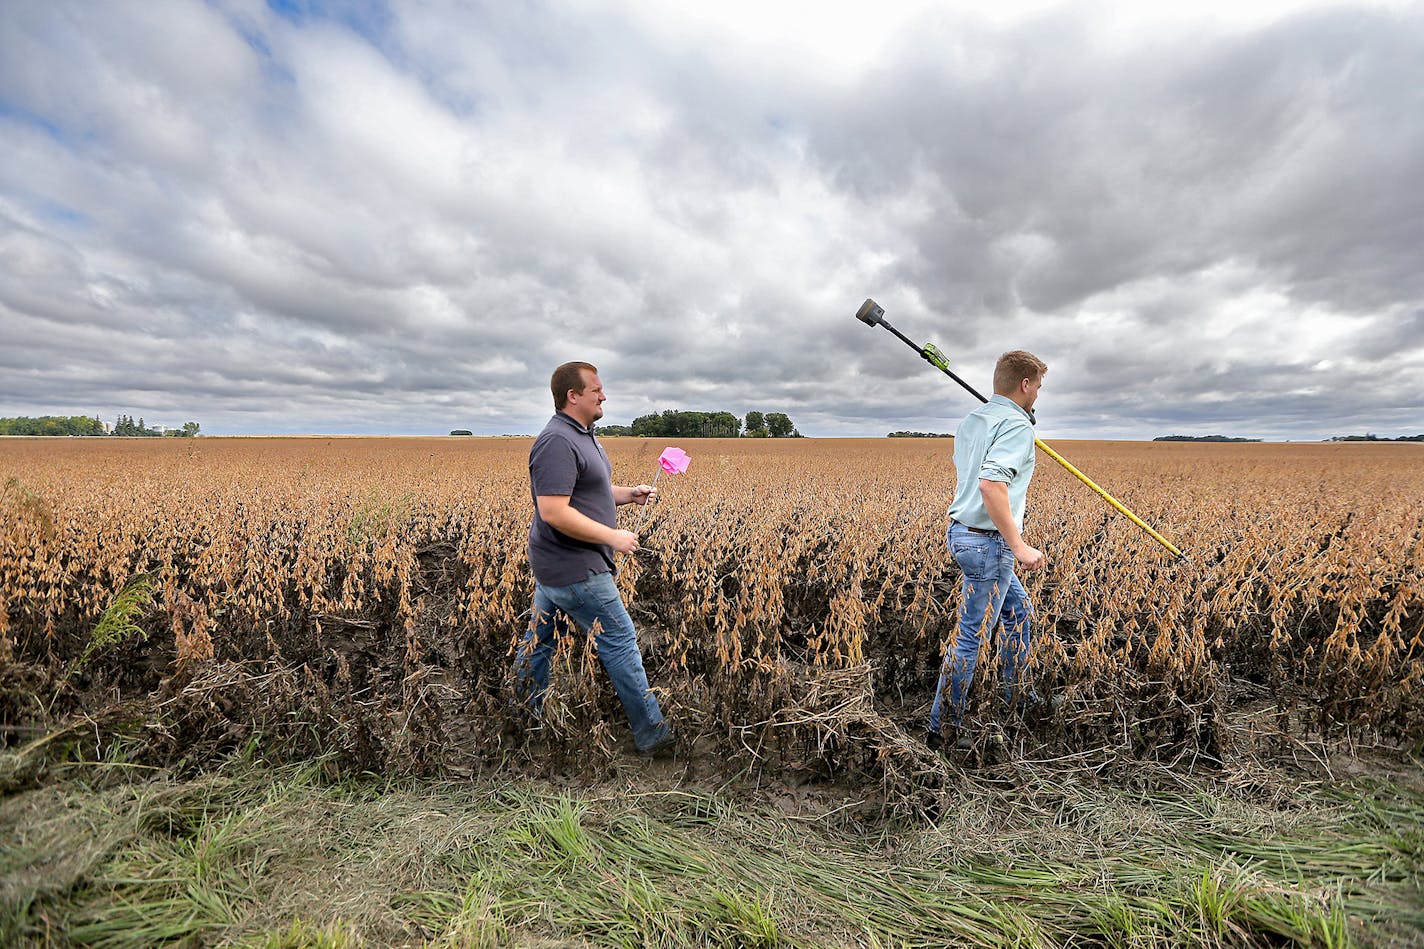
[1032,438,1184,559]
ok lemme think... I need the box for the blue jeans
[514,571,671,751]
[928,523,1033,732]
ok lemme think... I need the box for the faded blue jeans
[514,571,671,751]
[928,522,1033,733]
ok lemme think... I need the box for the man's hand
[1012,543,1046,570]
[609,529,640,554]
[629,484,658,506]
[979,478,1045,570]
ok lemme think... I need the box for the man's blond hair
[993,351,1047,395]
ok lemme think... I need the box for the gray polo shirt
[527,411,618,586]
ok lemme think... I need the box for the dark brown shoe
[637,733,676,759]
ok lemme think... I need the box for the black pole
[856,297,1009,417]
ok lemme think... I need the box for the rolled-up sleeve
[979,421,1034,483]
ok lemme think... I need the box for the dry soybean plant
[1,437,1421,796]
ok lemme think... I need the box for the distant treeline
[597,410,799,438]
[888,431,953,438]
[0,415,200,437]
[1328,434,1424,442]
[1153,435,1262,443]
[1,415,106,436]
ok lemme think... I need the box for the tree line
[597,410,799,438]
[1153,434,1261,443]
[0,415,200,437]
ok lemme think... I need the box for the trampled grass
[2,757,1421,947]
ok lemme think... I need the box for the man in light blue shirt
[928,350,1049,752]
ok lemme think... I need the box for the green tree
[614,409,789,438]
[766,412,797,438]
[626,410,741,438]
[707,412,741,437]
[630,412,669,437]
[0,415,106,435]
[113,415,163,437]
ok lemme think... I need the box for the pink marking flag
[632,447,690,535]
[657,446,691,475]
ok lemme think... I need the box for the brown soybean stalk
[1,437,1421,795]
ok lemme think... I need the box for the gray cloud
[1,1,1421,439]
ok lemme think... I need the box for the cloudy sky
[2,0,1421,439]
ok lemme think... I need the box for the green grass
[345,492,416,547]
[73,573,156,673]
[1,756,1421,947]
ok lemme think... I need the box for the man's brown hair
[551,361,598,410]
[993,350,1047,395]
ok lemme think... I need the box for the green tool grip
[920,343,950,372]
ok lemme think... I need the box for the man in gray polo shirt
[928,350,1050,752]
[513,361,675,757]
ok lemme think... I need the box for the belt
[952,520,997,535]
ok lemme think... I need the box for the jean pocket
[572,572,620,610]
[950,538,998,581]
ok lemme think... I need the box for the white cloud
[0,0,1421,438]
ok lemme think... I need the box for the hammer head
[855,298,885,326]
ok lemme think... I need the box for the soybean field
[2,437,1422,947]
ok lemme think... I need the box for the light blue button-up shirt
[946,394,1037,532]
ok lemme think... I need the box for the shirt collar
[554,410,595,435]
[989,393,1034,422]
